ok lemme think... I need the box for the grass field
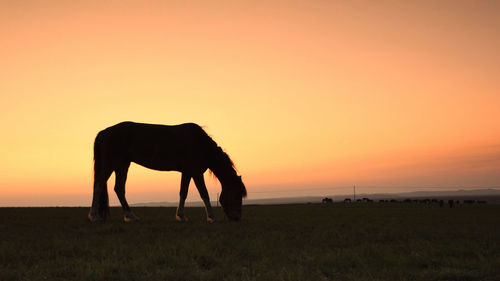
[0,203,499,281]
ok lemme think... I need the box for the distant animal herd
[321,197,487,207]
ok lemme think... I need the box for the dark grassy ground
[0,203,499,281]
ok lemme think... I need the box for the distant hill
[131,188,500,206]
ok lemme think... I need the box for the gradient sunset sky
[1,1,499,206]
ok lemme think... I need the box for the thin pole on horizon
[354,185,356,201]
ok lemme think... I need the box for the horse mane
[209,146,237,177]
[209,146,248,197]
[196,125,247,197]
[199,127,235,175]
[201,127,246,194]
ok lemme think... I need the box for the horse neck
[210,164,236,186]
[209,154,237,187]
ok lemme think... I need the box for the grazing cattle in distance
[439,200,444,207]
[344,198,351,203]
[477,200,487,204]
[322,197,333,204]
[448,200,455,208]
[464,200,475,204]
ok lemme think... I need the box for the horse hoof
[88,213,102,222]
[176,214,188,222]
[124,213,140,222]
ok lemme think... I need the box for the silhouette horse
[88,122,247,222]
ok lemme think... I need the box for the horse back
[96,122,214,172]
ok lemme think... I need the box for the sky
[1,1,499,206]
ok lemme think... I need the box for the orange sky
[1,1,499,206]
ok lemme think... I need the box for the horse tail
[93,132,102,181]
[93,131,110,219]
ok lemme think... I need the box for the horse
[88,121,247,222]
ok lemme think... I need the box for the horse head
[219,175,246,221]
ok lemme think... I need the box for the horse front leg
[176,173,191,222]
[114,165,139,222]
[193,174,216,223]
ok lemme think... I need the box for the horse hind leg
[176,173,191,222]
[114,164,139,222]
[193,174,216,223]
